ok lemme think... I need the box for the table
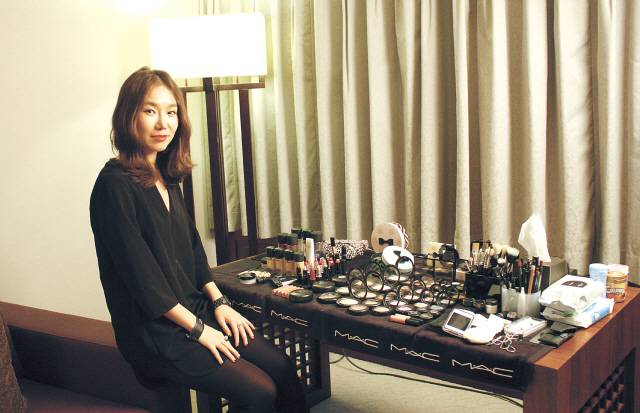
[211,257,640,413]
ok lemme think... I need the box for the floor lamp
[149,13,267,265]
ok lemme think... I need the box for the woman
[90,67,309,413]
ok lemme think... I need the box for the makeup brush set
[463,240,521,299]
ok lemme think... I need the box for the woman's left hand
[214,305,255,347]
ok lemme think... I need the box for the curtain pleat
[211,0,639,282]
[342,0,373,238]
[552,0,596,273]
[627,1,640,280]
[452,0,473,257]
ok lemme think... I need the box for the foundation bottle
[274,247,285,275]
[284,249,295,277]
[265,246,275,271]
[277,233,289,249]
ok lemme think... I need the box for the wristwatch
[212,295,231,310]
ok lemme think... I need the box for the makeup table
[211,257,640,413]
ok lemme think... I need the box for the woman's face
[134,84,179,163]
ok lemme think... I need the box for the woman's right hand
[198,323,241,364]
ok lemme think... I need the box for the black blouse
[90,160,219,376]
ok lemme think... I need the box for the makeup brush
[489,248,498,268]
[471,241,480,271]
[501,245,509,260]
[497,257,506,279]
[505,247,520,276]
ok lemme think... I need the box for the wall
[0,0,217,321]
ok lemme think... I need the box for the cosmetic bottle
[306,237,315,264]
[302,229,312,257]
[284,249,295,277]
[295,252,305,283]
[287,233,299,252]
[274,247,285,275]
[291,227,303,252]
[265,246,275,271]
[330,237,337,259]
[277,233,289,249]
[311,231,323,261]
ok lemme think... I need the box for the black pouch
[537,322,577,348]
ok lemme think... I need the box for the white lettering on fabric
[334,330,379,348]
[232,301,262,314]
[270,310,308,327]
[451,359,514,378]
[390,344,440,363]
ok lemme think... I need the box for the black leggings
[169,334,309,413]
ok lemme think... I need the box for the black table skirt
[210,256,551,391]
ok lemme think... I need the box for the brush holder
[464,272,500,299]
[501,286,541,318]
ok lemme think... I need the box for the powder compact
[336,297,360,308]
[289,289,313,303]
[413,302,429,312]
[395,305,413,315]
[362,298,382,308]
[336,286,351,296]
[312,280,335,293]
[238,272,256,285]
[419,312,434,321]
[317,291,341,304]
[348,304,370,316]
[371,306,393,316]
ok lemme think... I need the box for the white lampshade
[148,13,267,79]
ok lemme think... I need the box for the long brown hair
[111,67,194,188]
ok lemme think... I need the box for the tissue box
[540,256,568,292]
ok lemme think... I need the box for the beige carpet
[309,353,523,413]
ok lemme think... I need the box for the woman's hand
[162,303,242,364]
[197,323,241,364]
[214,304,255,347]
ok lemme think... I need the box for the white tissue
[463,315,511,344]
[518,213,551,262]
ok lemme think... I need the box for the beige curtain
[211,0,640,283]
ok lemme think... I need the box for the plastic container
[589,263,608,298]
[607,264,629,303]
